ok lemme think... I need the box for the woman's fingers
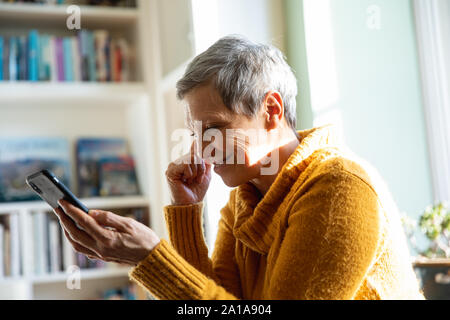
[54,206,97,249]
[58,200,110,241]
[183,163,194,183]
[89,210,129,232]
[63,229,100,258]
[196,159,206,183]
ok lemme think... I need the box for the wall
[285,0,434,247]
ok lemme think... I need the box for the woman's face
[184,83,276,187]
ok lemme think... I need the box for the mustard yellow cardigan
[129,125,424,300]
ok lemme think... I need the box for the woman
[56,36,424,300]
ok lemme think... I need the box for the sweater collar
[232,125,340,254]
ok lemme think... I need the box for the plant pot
[413,258,450,300]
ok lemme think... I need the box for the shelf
[0,3,138,29]
[0,82,148,105]
[413,257,450,268]
[0,266,130,285]
[31,266,131,284]
[0,195,150,213]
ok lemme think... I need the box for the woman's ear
[263,91,284,130]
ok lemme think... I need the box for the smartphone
[26,169,89,213]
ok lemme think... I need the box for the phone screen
[27,173,65,210]
[26,170,89,213]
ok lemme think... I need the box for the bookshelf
[0,2,139,27]
[0,0,174,300]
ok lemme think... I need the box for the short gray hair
[176,35,298,130]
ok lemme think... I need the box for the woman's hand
[54,199,160,266]
[166,144,212,205]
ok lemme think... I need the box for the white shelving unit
[0,0,173,300]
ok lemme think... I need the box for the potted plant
[401,203,450,299]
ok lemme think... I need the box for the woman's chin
[214,164,252,187]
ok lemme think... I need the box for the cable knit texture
[129,125,424,300]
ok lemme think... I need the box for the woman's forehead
[183,85,233,123]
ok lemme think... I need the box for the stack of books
[0,29,131,82]
[0,214,21,278]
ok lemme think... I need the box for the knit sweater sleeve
[268,170,382,299]
[128,197,242,300]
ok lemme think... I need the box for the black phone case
[26,169,89,213]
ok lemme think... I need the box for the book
[9,214,20,277]
[22,211,34,276]
[38,35,51,81]
[109,39,117,82]
[49,36,58,82]
[49,219,61,273]
[0,36,3,81]
[94,30,109,82]
[28,30,39,81]
[3,36,9,81]
[87,31,97,82]
[117,38,130,82]
[33,211,47,275]
[0,223,4,278]
[8,37,18,81]
[99,156,140,196]
[71,37,81,82]
[78,30,89,81]
[76,138,128,197]
[0,138,71,202]
[3,227,10,276]
[62,227,75,271]
[55,37,65,82]
[63,37,74,81]
[18,36,27,81]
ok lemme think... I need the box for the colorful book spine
[33,212,47,275]
[94,30,109,82]
[63,37,74,82]
[3,37,9,81]
[9,214,20,277]
[49,36,58,82]
[62,229,75,271]
[78,30,89,81]
[104,34,111,82]
[55,37,65,82]
[0,37,3,81]
[0,223,4,278]
[18,36,27,81]
[38,35,51,81]
[49,219,60,273]
[28,30,39,81]
[87,31,96,82]
[0,30,130,82]
[8,37,18,81]
[71,37,81,82]
[118,38,129,82]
